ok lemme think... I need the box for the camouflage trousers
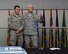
[23,34,38,48]
[9,31,23,47]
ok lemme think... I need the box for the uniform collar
[26,12,34,17]
[12,12,21,17]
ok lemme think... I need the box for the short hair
[14,5,20,9]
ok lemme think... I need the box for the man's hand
[15,28,20,34]
[40,14,43,19]
[16,30,19,34]
[39,14,43,23]
[15,26,23,34]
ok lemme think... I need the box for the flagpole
[55,9,60,47]
[49,9,53,48]
[61,10,67,48]
[7,8,11,46]
[36,10,40,48]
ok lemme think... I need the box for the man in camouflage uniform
[8,5,24,47]
[22,4,42,48]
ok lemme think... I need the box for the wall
[0,0,68,47]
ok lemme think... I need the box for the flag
[36,21,40,48]
[7,9,10,46]
[55,9,60,47]
[41,9,46,48]
[49,9,53,48]
[21,8,23,14]
[36,10,40,48]
[61,10,67,48]
[8,9,10,16]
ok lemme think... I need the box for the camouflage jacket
[22,12,41,35]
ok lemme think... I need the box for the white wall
[0,0,68,9]
[0,0,43,9]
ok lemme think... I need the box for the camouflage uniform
[8,13,24,47]
[22,12,40,48]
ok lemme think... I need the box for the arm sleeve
[8,16,17,30]
[18,15,25,31]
